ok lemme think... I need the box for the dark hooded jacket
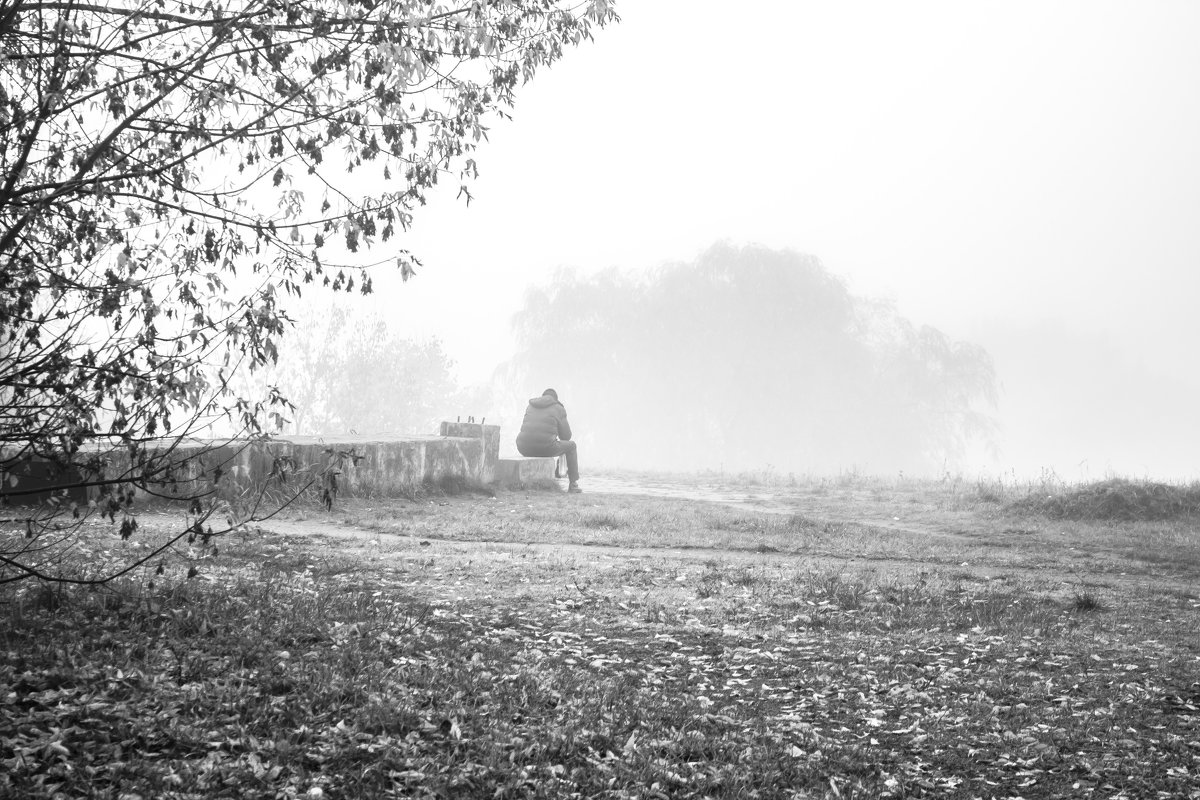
[516,395,572,451]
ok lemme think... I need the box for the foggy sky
[345,1,1200,479]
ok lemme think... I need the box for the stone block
[495,456,558,489]
[439,422,500,482]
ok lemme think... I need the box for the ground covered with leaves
[3,476,1200,799]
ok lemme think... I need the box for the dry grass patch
[1007,477,1200,522]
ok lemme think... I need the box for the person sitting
[515,388,581,493]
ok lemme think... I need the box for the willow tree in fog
[510,243,997,473]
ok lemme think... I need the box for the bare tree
[0,0,618,584]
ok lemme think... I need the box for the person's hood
[528,395,562,409]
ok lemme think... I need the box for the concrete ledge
[100,434,496,500]
[496,457,558,489]
[2,423,503,505]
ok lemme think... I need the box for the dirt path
[584,475,970,541]
[230,469,1200,611]
[264,474,964,560]
[261,516,943,573]
[583,475,788,512]
[256,480,1187,599]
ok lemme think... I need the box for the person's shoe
[568,482,582,494]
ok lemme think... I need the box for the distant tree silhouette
[239,301,459,437]
[510,243,997,473]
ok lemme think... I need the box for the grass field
[2,472,1199,799]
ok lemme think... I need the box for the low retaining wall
[2,422,504,505]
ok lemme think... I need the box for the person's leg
[516,441,555,458]
[561,440,579,483]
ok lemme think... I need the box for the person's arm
[557,408,573,441]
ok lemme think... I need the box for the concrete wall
[438,421,501,482]
[1,423,503,506]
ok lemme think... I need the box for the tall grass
[1006,477,1200,521]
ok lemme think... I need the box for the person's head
[542,388,558,401]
